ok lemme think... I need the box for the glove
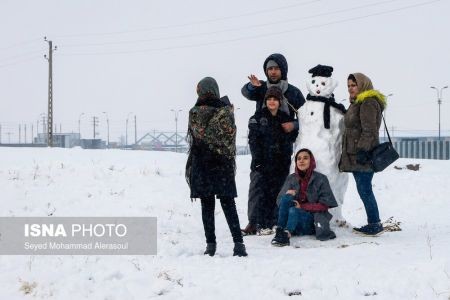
[356,150,370,164]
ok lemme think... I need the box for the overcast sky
[1,0,449,144]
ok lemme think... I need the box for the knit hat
[266,60,279,70]
[264,86,283,102]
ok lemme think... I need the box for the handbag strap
[382,113,393,144]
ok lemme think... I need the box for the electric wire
[52,0,320,39]
[60,0,405,48]
[0,55,42,69]
[60,0,442,57]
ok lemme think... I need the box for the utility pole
[134,115,137,145]
[102,112,110,147]
[93,116,99,139]
[19,124,21,144]
[31,124,34,144]
[430,86,448,141]
[44,37,57,147]
[125,112,133,147]
[24,124,27,144]
[41,115,46,136]
[170,109,182,152]
[78,112,85,139]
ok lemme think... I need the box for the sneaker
[233,242,248,257]
[241,223,257,236]
[353,223,384,236]
[271,227,290,247]
[257,227,274,236]
[204,243,216,256]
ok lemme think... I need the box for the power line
[53,0,320,39]
[0,37,42,52]
[0,55,42,69]
[59,0,403,49]
[60,0,442,57]
[0,48,46,63]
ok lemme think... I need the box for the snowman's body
[294,71,348,223]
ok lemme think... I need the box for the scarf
[306,94,347,129]
[294,150,317,202]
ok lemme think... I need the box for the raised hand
[247,74,262,87]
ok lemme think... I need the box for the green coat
[339,90,386,172]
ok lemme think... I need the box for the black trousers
[200,196,243,244]
[247,170,264,225]
[248,169,289,228]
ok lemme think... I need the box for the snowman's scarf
[264,80,290,115]
[306,94,347,129]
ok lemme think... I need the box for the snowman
[294,64,348,224]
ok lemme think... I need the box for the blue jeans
[353,172,380,224]
[277,195,315,235]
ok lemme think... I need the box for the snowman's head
[306,65,337,98]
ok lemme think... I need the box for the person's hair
[347,74,357,83]
[295,148,313,160]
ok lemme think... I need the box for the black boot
[220,198,244,243]
[271,227,290,247]
[233,242,248,257]
[204,243,216,256]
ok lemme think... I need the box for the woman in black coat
[186,77,247,257]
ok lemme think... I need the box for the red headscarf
[294,148,316,202]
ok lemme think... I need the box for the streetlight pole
[102,112,109,147]
[78,112,85,139]
[126,112,133,147]
[430,86,448,141]
[384,93,393,141]
[170,109,182,152]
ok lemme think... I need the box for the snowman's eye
[321,82,326,86]
[312,80,315,84]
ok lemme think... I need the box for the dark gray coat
[277,171,338,241]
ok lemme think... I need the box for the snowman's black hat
[308,64,333,77]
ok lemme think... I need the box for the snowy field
[0,147,449,299]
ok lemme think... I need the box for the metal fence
[392,140,450,160]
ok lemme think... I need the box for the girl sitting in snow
[271,148,338,246]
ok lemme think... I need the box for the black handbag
[370,115,399,172]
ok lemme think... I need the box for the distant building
[34,133,80,148]
[383,136,450,160]
[79,139,106,149]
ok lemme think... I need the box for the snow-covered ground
[0,147,449,299]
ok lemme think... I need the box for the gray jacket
[277,171,338,241]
